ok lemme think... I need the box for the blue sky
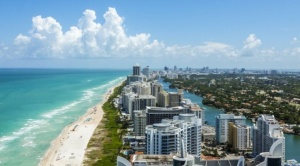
[0,1,300,69]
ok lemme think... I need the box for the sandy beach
[39,82,122,166]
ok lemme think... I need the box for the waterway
[160,79,300,161]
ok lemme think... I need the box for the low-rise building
[202,125,215,142]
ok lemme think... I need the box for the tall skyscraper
[142,66,150,77]
[157,90,169,107]
[215,114,246,144]
[168,89,183,107]
[133,110,147,136]
[253,114,285,162]
[133,64,141,76]
[126,64,143,85]
[150,81,162,101]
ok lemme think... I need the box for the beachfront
[39,83,121,166]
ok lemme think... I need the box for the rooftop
[131,154,174,164]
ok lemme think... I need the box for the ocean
[0,69,129,165]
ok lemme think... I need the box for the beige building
[158,90,169,107]
[228,122,251,151]
[168,89,183,107]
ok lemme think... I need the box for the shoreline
[39,80,124,166]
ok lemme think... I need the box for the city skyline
[0,1,300,69]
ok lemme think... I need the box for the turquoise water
[0,69,129,165]
[160,79,300,161]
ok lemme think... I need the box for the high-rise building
[133,64,141,76]
[145,123,181,155]
[133,110,147,136]
[181,99,205,126]
[146,106,191,125]
[228,122,251,151]
[164,66,169,71]
[127,64,143,85]
[134,95,156,110]
[215,114,246,144]
[134,82,151,95]
[168,90,183,107]
[122,92,138,118]
[126,75,143,85]
[122,91,156,120]
[132,95,156,120]
[157,90,169,107]
[142,66,150,78]
[174,114,201,157]
[145,114,201,157]
[150,81,162,101]
[253,114,285,162]
[126,81,151,95]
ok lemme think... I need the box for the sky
[0,1,300,70]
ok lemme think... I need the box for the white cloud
[0,7,236,59]
[14,34,31,45]
[196,42,236,57]
[259,47,277,57]
[240,34,262,57]
[0,7,299,69]
[243,34,261,49]
[283,47,300,57]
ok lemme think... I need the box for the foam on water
[0,76,126,152]
[41,77,125,119]
[92,77,124,90]
[0,119,48,152]
[23,136,36,146]
[0,70,128,165]
[0,136,17,143]
[17,119,48,134]
[42,90,96,120]
[41,101,81,119]
[23,142,36,148]
[82,90,95,103]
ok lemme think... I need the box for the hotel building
[146,106,191,125]
[228,122,251,151]
[252,114,285,162]
[215,114,246,144]
[145,114,201,158]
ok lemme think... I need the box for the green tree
[293,126,300,134]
